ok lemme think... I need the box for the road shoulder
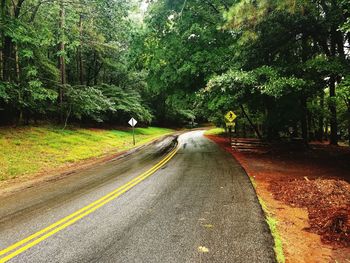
[206,133,350,263]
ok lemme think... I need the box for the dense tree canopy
[1,0,349,144]
[0,0,152,125]
[216,0,350,145]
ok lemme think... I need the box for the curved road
[0,131,276,263]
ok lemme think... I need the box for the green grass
[258,197,285,263]
[0,126,173,181]
[204,127,225,136]
[249,177,285,263]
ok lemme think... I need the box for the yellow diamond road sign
[225,111,237,122]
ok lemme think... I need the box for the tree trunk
[93,50,98,85]
[17,89,23,125]
[300,95,308,143]
[308,111,314,141]
[29,2,42,23]
[345,98,350,147]
[0,0,6,81]
[76,48,79,84]
[329,75,338,145]
[336,29,345,60]
[300,34,309,144]
[328,24,338,145]
[348,105,350,147]
[63,105,72,130]
[14,44,20,82]
[3,0,25,82]
[264,98,278,140]
[14,0,25,18]
[317,92,324,141]
[59,0,66,123]
[0,50,3,80]
[78,14,83,85]
[102,67,106,83]
[240,104,263,140]
[324,123,329,141]
[3,36,12,81]
[242,122,246,137]
[86,65,91,86]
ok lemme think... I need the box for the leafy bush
[97,84,153,124]
[64,85,114,123]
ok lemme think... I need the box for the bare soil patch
[206,135,350,263]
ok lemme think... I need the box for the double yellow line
[0,145,179,263]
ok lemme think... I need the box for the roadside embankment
[0,126,174,192]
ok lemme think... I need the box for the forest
[0,0,349,145]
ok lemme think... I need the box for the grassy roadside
[204,127,285,263]
[0,126,174,181]
[249,174,285,263]
[258,197,285,263]
[203,127,225,136]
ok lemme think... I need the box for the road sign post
[224,111,237,144]
[226,122,235,142]
[128,118,138,145]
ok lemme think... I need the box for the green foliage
[64,85,114,122]
[133,0,237,125]
[164,92,196,125]
[0,80,57,117]
[0,0,156,126]
[196,0,350,142]
[0,0,349,141]
[0,82,12,102]
[98,84,153,123]
[306,55,347,76]
[201,63,322,138]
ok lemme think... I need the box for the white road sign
[128,118,137,127]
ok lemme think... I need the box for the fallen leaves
[198,246,209,253]
[270,178,350,247]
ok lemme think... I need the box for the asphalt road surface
[0,131,276,263]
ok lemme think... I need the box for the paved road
[0,131,276,263]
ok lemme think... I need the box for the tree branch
[203,0,220,14]
[14,0,25,18]
[219,0,230,11]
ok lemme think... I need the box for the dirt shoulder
[206,135,350,263]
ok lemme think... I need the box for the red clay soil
[207,135,350,263]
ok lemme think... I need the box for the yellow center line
[0,146,179,263]
[0,148,175,256]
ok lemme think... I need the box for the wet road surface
[0,131,276,262]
